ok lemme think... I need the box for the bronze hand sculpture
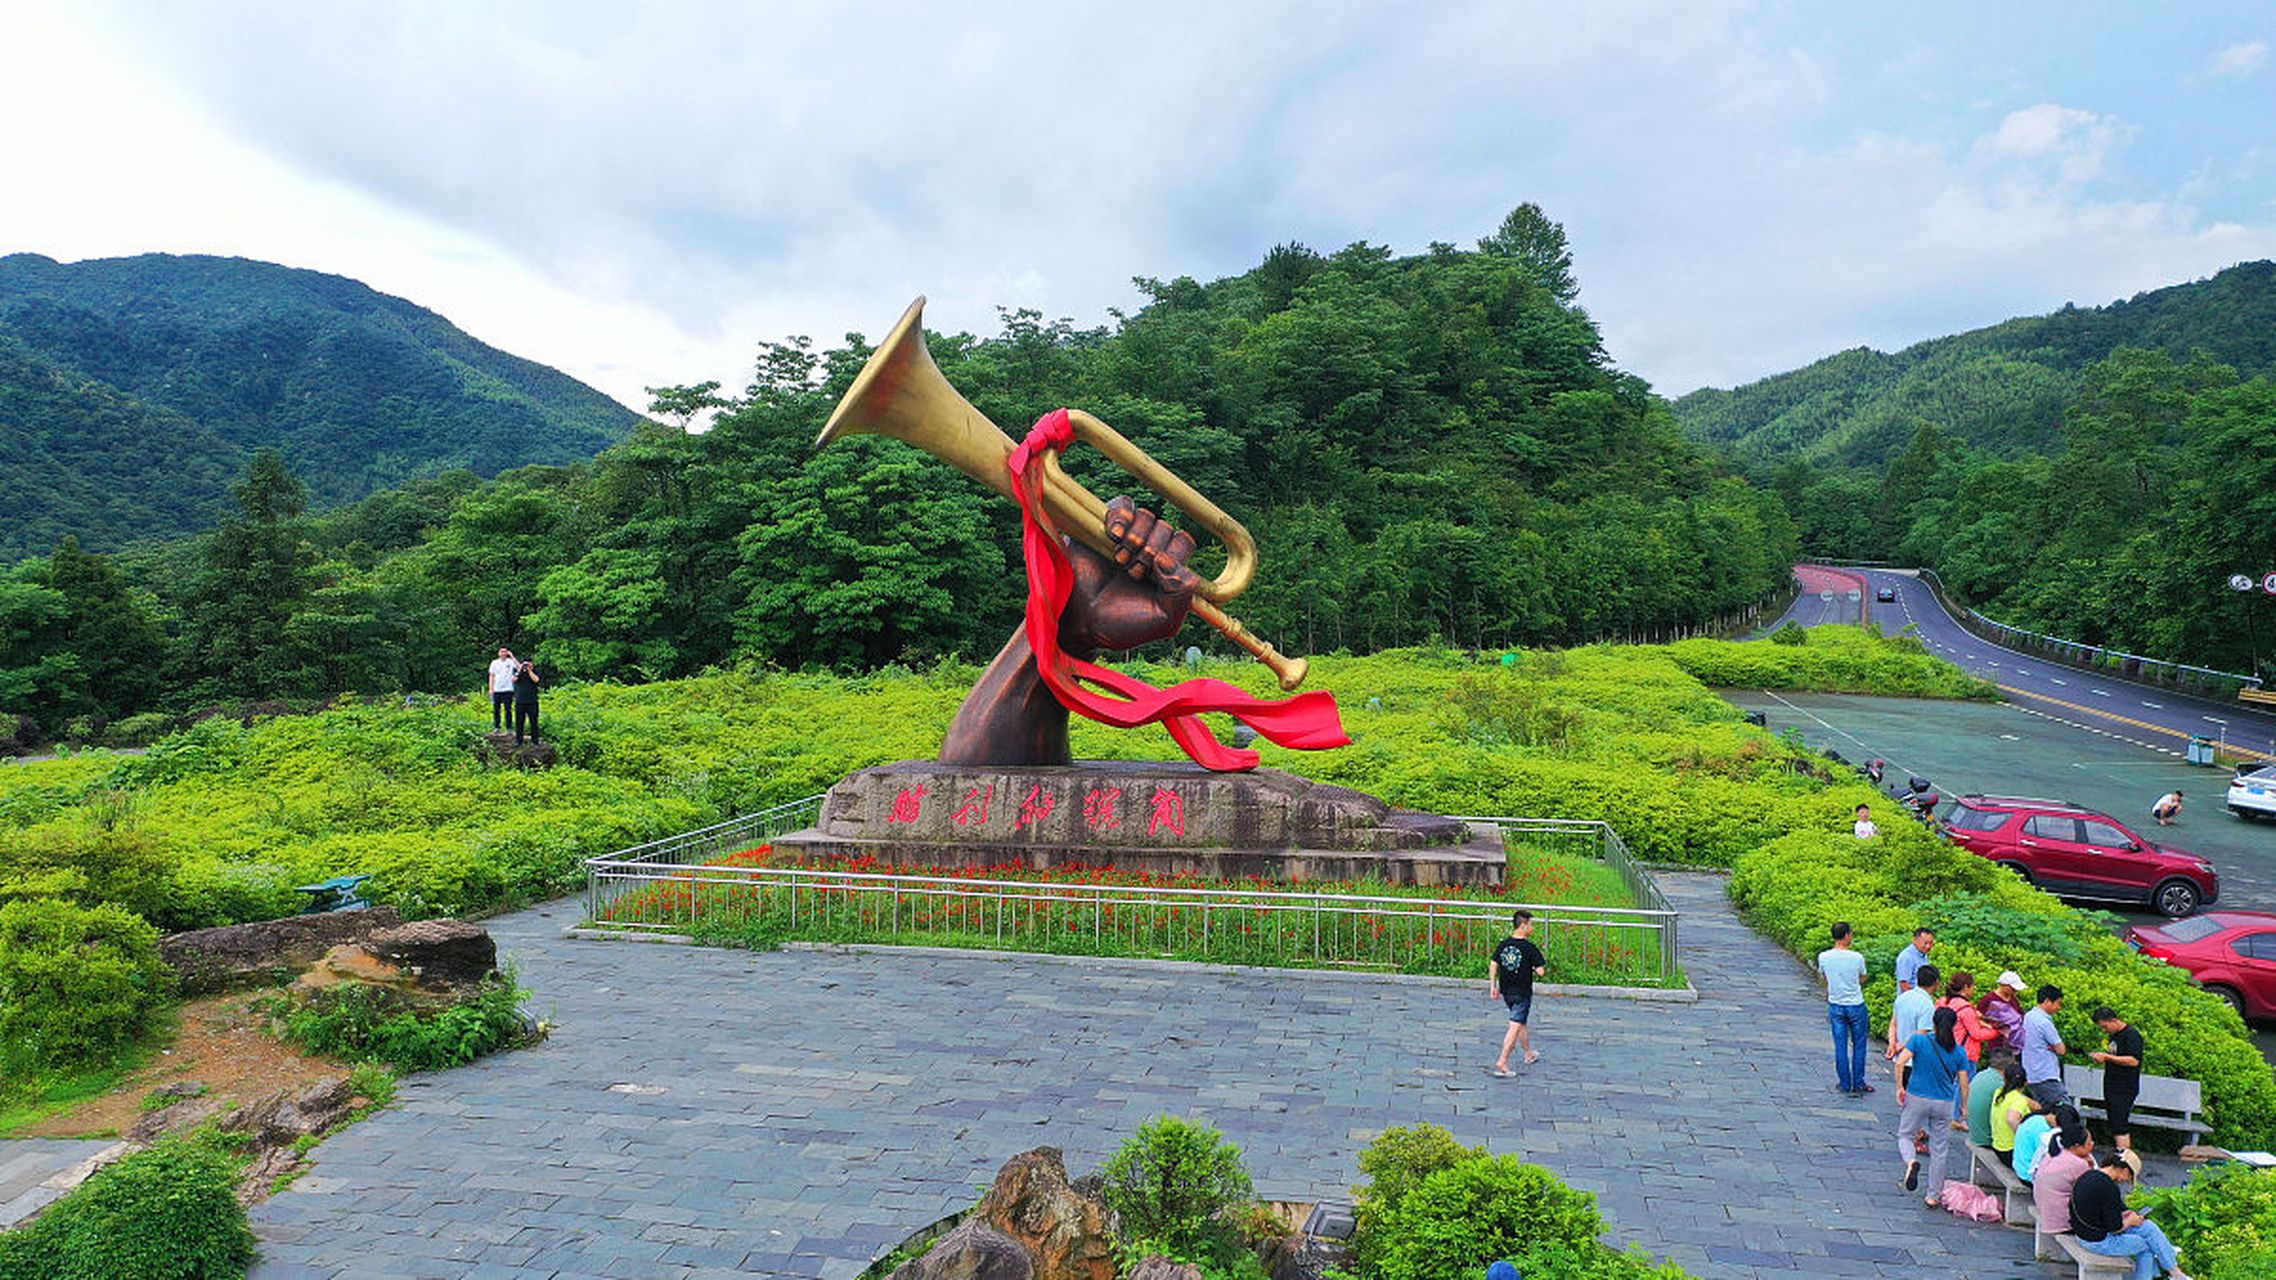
[939,496,1197,766]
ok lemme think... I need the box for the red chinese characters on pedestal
[1016,784,1055,829]
[952,784,993,827]
[1147,786,1186,837]
[1082,786,1122,831]
[886,785,927,824]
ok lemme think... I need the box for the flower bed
[590,843,1679,989]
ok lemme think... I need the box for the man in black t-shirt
[1487,910,1548,1077]
[2089,1006,2144,1152]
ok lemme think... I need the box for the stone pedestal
[770,760,1502,887]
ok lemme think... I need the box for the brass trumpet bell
[816,297,1307,690]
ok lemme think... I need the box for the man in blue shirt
[2022,984,2071,1108]
[1894,927,1935,992]
[1816,921,1871,1095]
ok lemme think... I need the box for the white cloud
[1,2,2271,411]
[2210,40,2268,76]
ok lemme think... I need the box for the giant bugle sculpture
[814,298,1347,773]
[816,298,1306,691]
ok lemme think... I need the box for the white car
[2231,765,2276,821]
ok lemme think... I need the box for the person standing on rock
[1486,910,1547,1077]
[512,656,542,746]
[1817,921,1871,1095]
[487,646,519,731]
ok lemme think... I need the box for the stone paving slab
[249,873,2055,1279]
[0,1138,122,1229]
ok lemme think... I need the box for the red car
[2125,911,2276,1019]
[1941,794,2219,918]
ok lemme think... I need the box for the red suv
[1941,794,2219,918]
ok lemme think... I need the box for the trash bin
[2186,736,2217,766]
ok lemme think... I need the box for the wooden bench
[2061,1065,2208,1146]
[1964,1141,2036,1226]
[2052,1231,2131,1278]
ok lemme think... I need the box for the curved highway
[1767,567,2276,764]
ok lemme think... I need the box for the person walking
[1895,927,1936,992]
[1978,970,2027,1056]
[2069,1151,2193,1280]
[487,646,519,731]
[1894,1006,1973,1206]
[2089,1006,2144,1153]
[511,656,542,746]
[1853,804,1878,838]
[2152,790,2184,826]
[2022,984,2070,1108]
[1817,921,1871,1095]
[1486,910,1546,1077]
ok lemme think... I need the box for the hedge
[0,1132,256,1279]
[1731,826,2276,1149]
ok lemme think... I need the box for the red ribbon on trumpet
[1008,409,1350,772]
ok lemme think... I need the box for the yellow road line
[1998,684,2275,763]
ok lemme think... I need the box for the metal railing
[582,808,1680,986]
[1915,569,2262,698]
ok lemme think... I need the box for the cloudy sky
[3,1,2272,411]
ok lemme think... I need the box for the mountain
[0,252,638,559]
[1672,259,2276,467]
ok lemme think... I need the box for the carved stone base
[770,760,1503,887]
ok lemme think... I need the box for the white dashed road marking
[2142,702,2163,710]
[2050,678,2067,686]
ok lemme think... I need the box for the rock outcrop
[893,1149,1119,1280]
[970,1148,1119,1280]
[161,909,405,996]
[889,1220,1036,1280]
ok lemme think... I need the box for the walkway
[0,1138,120,1228]
[250,874,2048,1279]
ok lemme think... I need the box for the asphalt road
[1763,566,2276,765]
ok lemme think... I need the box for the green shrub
[0,1131,255,1279]
[0,898,171,1076]
[2131,1163,2276,1280]
[1351,1124,1484,1272]
[272,973,531,1072]
[1099,1115,1255,1260]
[1768,621,1808,646]
[1374,1154,1619,1280]
[105,713,178,748]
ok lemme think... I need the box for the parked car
[2229,764,2276,821]
[1875,586,1897,602]
[2125,910,2276,1018]
[1941,794,2219,918]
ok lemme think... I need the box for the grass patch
[0,1041,160,1138]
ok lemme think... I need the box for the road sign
[2264,572,2276,595]
[2231,574,2256,592]
[1819,590,1833,601]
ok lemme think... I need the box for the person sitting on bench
[2032,1123,2094,1236]
[2069,1150,2191,1280]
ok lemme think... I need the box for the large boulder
[1126,1260,1203,1280]
[888,1220,1034,1280]
[972,1148,1119,1280]
[161,908,405,996]
[365,919,498,991]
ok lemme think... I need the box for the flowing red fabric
[1009,409,1350,772]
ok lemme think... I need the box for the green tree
[1477,202,1579,304]
[179,450,314,699]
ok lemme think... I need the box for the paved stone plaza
[249,874,2057,1279]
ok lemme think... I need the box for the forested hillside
[1683,260,2276,679]
[0,252,638,558]
[0,208,1798,736]
[1674,260,2276,467]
